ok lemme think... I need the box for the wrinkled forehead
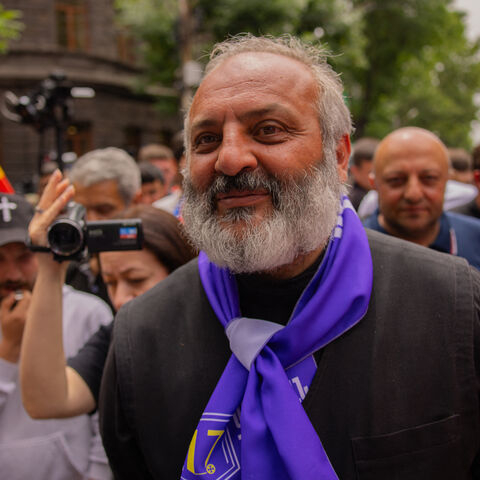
[186,52,317,132]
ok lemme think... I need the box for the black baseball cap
[0,193,34,247]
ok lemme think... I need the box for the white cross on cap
[0,196,17,223]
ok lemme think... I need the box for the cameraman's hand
[29,169,75,247]
[28,169,75,272]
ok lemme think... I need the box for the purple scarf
[181,197,373,480]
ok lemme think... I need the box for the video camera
[42,202,143,262]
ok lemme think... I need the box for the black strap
[25,236,51,253]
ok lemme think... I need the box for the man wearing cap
[0,193,113,479]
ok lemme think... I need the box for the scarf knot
[226,317,284,371]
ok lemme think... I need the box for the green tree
[346,0,480,148]
[116,0,480,148]
[0,4,23,53]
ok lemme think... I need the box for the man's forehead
[207,51,311,80]
[203,53,313,95]
[73,179,123,200]
[375,133,449,174]
[188,52,317,129]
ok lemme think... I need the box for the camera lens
[47,220,84,257]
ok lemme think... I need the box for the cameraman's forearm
[20,258,68,418]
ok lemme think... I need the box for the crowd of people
[0,33,479,479]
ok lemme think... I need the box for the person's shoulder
[365,229,479,315]
[362,212,379,229]
[116,257,200,319]
[448,200,474,216]
[445,210,480,231]
[62,284,111,309]
[62,284,112,320]
[112,256,219,355]
[366,228,470,273]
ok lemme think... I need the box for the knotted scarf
[180,197,373,480]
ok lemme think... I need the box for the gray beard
[182,154,344,274]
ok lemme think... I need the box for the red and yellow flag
[0,166,14,193]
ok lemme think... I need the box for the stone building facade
[0,0,181,191]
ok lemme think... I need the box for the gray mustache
[208,171,281,204]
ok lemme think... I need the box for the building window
[66,123,92,158]
[56,1,88,51]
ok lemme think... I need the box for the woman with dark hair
[20,171,196,418]
[99,204,195,311]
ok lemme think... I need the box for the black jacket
[100,230,480,479]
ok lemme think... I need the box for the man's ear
[368,171,377,190]
[336,134,351,182]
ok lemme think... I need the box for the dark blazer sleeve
[99,305,155,480]
[472,267,480,479]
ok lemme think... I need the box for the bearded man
[99,35,480,480]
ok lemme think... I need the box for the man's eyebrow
[190,118,219,133]
[190,104,295,133]
[383,170,407,176]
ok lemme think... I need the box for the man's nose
[403,176,423,202]
[215,128,258,177]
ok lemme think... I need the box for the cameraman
[20,169,195,423]
[0,189,112,480]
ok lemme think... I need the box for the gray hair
[185,33,352,158]
[69,147,141,205]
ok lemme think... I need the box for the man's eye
[258,125,281,135]
[385,178,404,187]
[196,134,220,145]
[96,205,115,216]
[421,175,439,185]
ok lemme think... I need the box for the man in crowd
[66,147,141,306]
[139,162,167,205]
[347,137,379,210]
[448,147,474,184]
[69,147,141,221]
[0,193,112,479]
[138,144,179,195]
[452,143,480,219]
[363,127,480,269]
[99,35,480,480]
[139,141,185,216]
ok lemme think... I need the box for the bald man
[363,127,480,269]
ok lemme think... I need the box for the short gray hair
[69,147,141,205]
[185,33,352,158]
